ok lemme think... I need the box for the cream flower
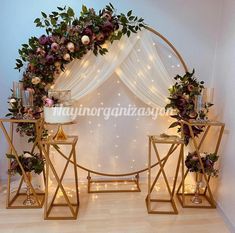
[81,35,90,45]
[63,53,71,61]
[23,152,33,158]
[67,42,75,52]
[31,77,41,85]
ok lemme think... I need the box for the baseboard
[217,202,235,233]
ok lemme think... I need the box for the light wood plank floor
[0,182,230,233]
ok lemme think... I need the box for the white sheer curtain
[54,29,173,107]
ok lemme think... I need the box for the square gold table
[176,120,225,208]
[41,136,79,220]
[0,118,45,208]
[146,135,184,214]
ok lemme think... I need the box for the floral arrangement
[7,3,145,138]
[6,152,45,176]
[185,151,219,177]
[165,70,212,144]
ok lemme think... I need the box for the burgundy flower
[38,35,48,45]
[83,27,93,37]
[48,35,56,43]
[96,32,105,42]
[187,84,194,92]
[102,21,114,33]
[46,55,54,63]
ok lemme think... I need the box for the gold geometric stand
[41,136,79,220]
[176,120,225,208]
[0,118,45,209]
[146,135,184,214]
[87,172,141,193]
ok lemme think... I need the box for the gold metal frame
[87,172,141,193]
[41,136,79,220]
[44,26,188,187]
[146,135,184,214]
[0,118,45,209]
[176,120,225,208]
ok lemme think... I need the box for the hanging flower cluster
[7,4,145,138]
[185,151,219,177]
[165,70,213,145]
[10,3,145,117]
[6,152,45,176]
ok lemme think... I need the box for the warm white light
[151,79,154,82]
[97,69,101,73]
[147,65,151,70]
[117,103,121,106]
[117,93,121,96]
[115,155,119,159]
[149,55,154,61]
[97,92,101,96]
[116,135,120,138]
[100,102,104,106]
[168,54,172,58]
[83,60,89,68]
[117,80,120,84]
[133,139,137,142]
[137,48,141,52]
[137,59,140,63]
[98,164,101,168]
[177,64,181,67]
[152,42,156,46]
[171,65,175,68]
[80,104,83,107]
[115,144,119,148]
[137,35,140,39]
[65,70,71,76]
[97,123,101,127]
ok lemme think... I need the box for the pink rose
[44,98,54,107]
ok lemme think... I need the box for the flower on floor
[185,151,219,177]
[6,152,45,176]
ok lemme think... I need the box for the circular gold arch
[73,26,188,177]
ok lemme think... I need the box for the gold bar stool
[146,135,184,214]
[41,136,79,220]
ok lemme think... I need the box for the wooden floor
[0,182,230,233]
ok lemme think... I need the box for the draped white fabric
[54,29,173,107]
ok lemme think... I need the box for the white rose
[63,53,71,61]
[67,42,75,52]
[9,98,16,107]
[23,152,33,158]
[31,77,41,85]
[81,35,90,45]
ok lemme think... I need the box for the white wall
[212,0,235,231]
